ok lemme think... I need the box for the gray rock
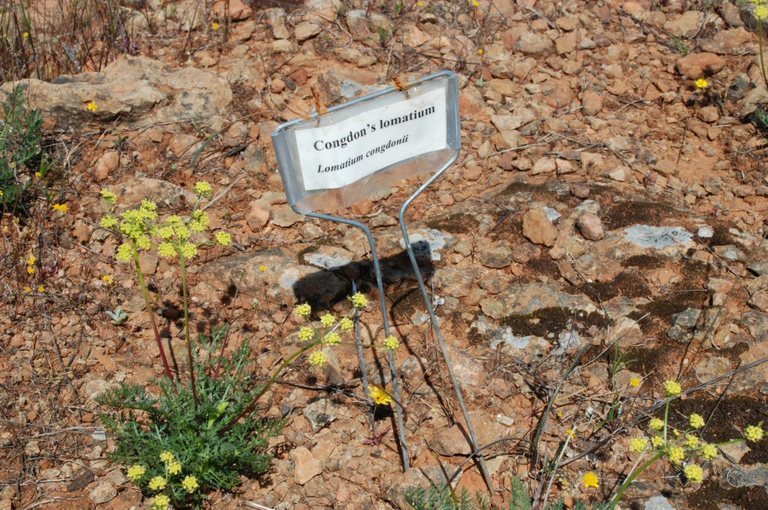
[304,246,354,270]
[303,398,341,432]
[88,481,117,504]
[644,495,676,510]
[725,465,768,487]
[479,282,597,320]
[741,310,768,339]
[719,441,751,463]
[480,241,513,268]
[694,356,731,383]
[399,229,453,261]
[624,225,693,249]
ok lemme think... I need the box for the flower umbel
[668,446,685,464]
[159,451,175,464]
[583,471,600,489]
[745,424,764,443]
[383,335,400,351]
[663,380,682,397]
[295,303,312,319]
[52,202,68,213]
[349,292,369,309]
[690,413,705,430]
[320,313,336,327]
[194,181,213,198]
[126,464,146,482]
[182,475,199,493]
[148,475,167,491]
[630,437,648,453]
[701,443,718,461]
[215,231,232,246]
[151,494,171,510]
[684,463,704,484]
[649,417,665,431]
[298,326,315,342]
[309,351,327,367]
[695,78,709,90]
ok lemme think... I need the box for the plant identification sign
[294,87,447,190]
[272,71,460,212]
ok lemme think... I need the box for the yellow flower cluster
[151,494,170,510]
[52,202,69,213]
[26,254,36,275]
[126,464,146,481]
[383,335,400,351]
[295,303,312,319]
[663,380,682,397]
[349,292,369,309]
[194,181,213,198]
[745,424,765,442]
[582,471,599,489]
[695,78,709,90]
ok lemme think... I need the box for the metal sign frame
[271,70,492,490]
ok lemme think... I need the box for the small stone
[653,159,678,176]
[576,213,604,241]
[295,21,321,42]
[265,8,290,39]
[608,166,631,181]
[555,159,575,174]
[531,157,556,175]
[303,398,340,432]
[168,133,202,159]
[515,31,554,55]
[270,78,286,94]
[480,241,513,268]
[698,106,719,123]
[644,495,677,510]
[522,208,558,247]
[291,446,323,485]
[571,183,590,198]
[89,481,117,504]
[721,2,743,27]
[94,151,119,181]
[555,32,577,54]
[581,89,603,116]
[664,11,705,37]
[463,164,482,181]
[272,204,302,228]
[719,442,751,464]
[675,52,726,79]
[749,289,768,312]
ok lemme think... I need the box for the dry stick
[560,354,768,468]
[539,430,573,510]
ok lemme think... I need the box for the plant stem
[759,20,768,91]
[607,450,664,510]
[132,244,174,381]
[663,397,671,443]
[221,338,321,433]
[179,250,199,409]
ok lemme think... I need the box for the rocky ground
[2,0,768,509]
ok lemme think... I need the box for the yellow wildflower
[323,331,341,346]
[26,254,36,266]
[582,471,599,489]
[417,1,425,7]
[369,385,394,406]
[180,242,198,259]
[37,285,45,292]
[126,464,146,482]
[259,264,267,272]
[158,242,177,259]
[295,303,312,319]
[320,313,336,327]
[116,243,134,263]
[100,215,119,229]
[630,377,642,388]
[745,424,764,443]
[663,380,682,397]
[701,443,717,461]
[298,326,315,342]
[102,274,114,285]
[470,0,480,7]
[649,418,664,431]
[22,31,29,38]
[148,475,167,491]
[151,494,170,510]
[100,189,117,203]
[756,5,768,21]
[383,335,400,351]
[182,475,199,493]
[695,78,709,90]
[212,21,221,31]
[684,463,704,483]
[86,101,98,112]
[308,351,327,367]
[136,235,152,251]
[52,203,68,213]
[685,434,699,449]
[651,435,665,448]
[630,437,648,453]
[167,460,182,476]
[23,286,32,293]
[159,451,175,464]
[668,446,685,464]
[194,181,213,198]
[349,292,369,309]
[690,413,705,430]
[215,231,232,246]
[565,428,576,439]
[26,265,36,275]
[339,317,354,332]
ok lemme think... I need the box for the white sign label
[294,87,448,191]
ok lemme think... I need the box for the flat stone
[576,213,604,241]
[479,241,513,268]
[725,465,768,488]
[645,495,676,510]
[623,226,693,249]
[272,204,303,227]
[303,397,341,432]
[89,481,117,504]
[291,446,323,485]
[522,208,558,247]
[304,246,354,270]
[675,52,726,79]
[94,151,119,181]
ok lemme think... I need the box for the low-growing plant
[0,85,50,213]
[94,183,401,508]
[106,305,128,325]
[605,380,766,509]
